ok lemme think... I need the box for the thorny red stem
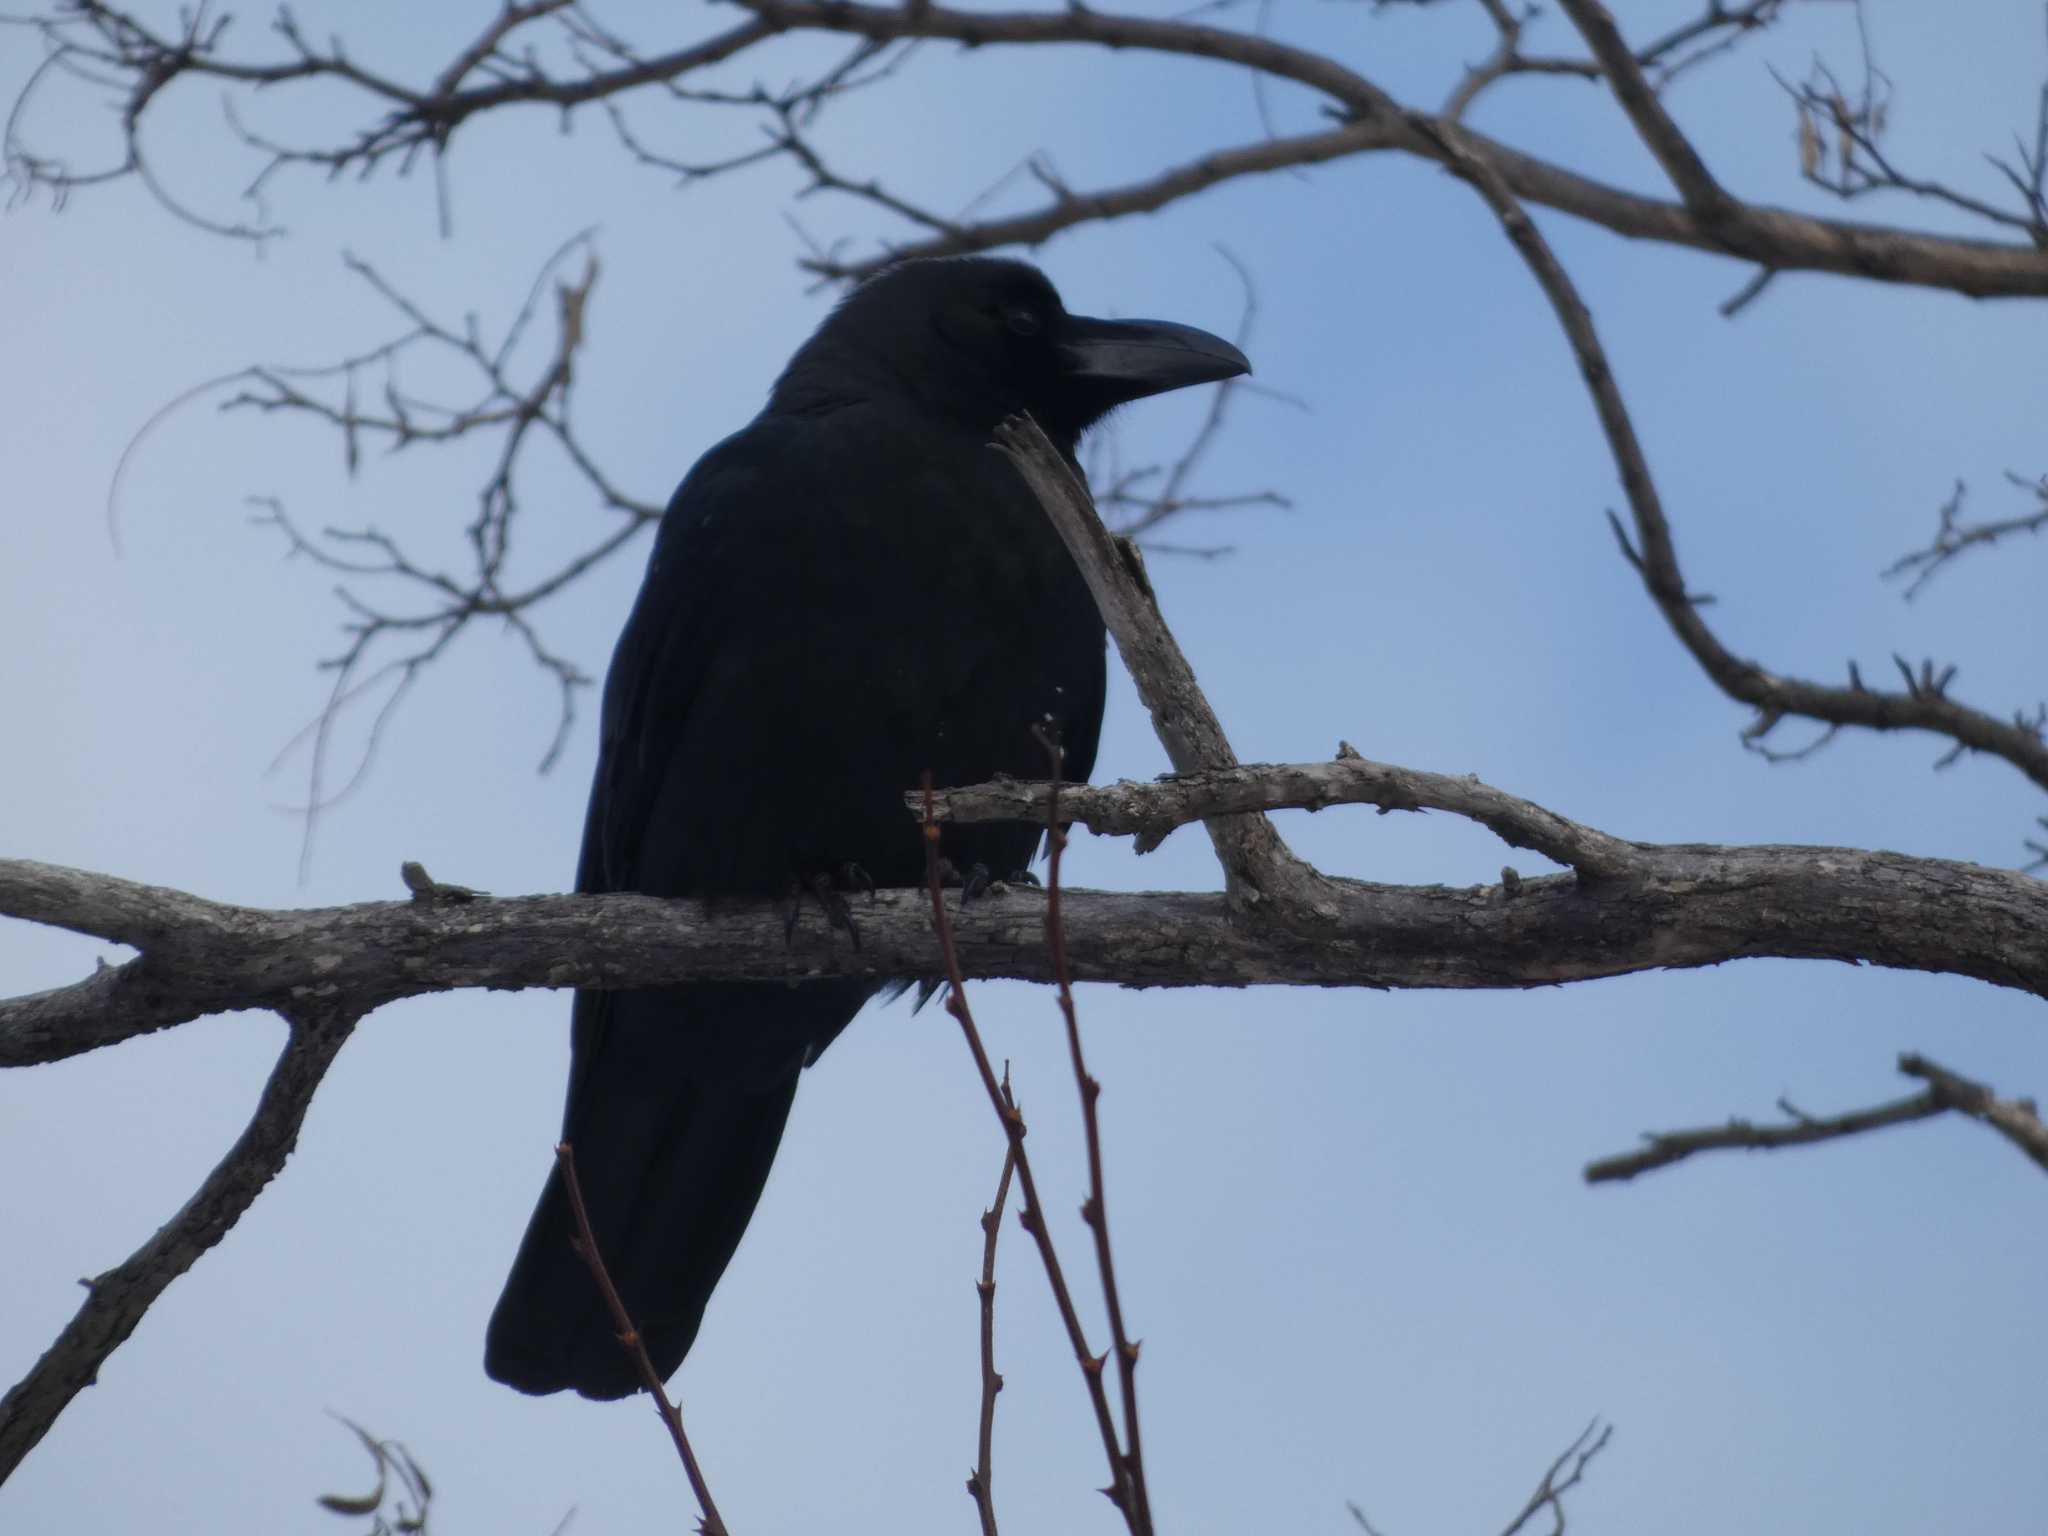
[969,1096,1018,1536]
[921,775,1138,1526]
[1041,740,1154,1536]
[554,1142,731,1536]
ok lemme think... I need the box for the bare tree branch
[1586,1083,1950,1184]
[1404,113,2048,799]
[1554,0,1735,220]
[994,415,1338,923]
[6,813,2047,1073]
[121,236,661,871]
[0,1004,358,1481]
[1898,1052,2048,1174]
[1884,474,2048,602]
[920,752,1639,878]
[1090,248,1295,547]
[739,0,2048,295]
[1346,1415,1613,1536]
[1498,1418,1613,1536]
[11,0,2048,296]
[1781,3,2048,244]
[1587,1052,2048,1183]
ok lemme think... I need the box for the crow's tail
[485,982,857,1399]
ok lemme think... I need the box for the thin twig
[1585,1087,1948,1183]
[921,778,1139,1529]
[553,1142,730,1536]
[1586,1052,2048,1183]
[968,1087,1018,1536]
[1038,726,1153,1536]
[1883,475,2048,601]
[1499,1419,1613,1536]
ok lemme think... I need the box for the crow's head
[772,256,1249,448]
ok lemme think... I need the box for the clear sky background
[3,2,2045,1532]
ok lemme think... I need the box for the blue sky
[3,2,2045,1531]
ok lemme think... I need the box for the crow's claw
[783,868,865,950]
[808,872,861,952]
[1005,868,1041,888]
[961,862,994,900]
[836,861,877,902]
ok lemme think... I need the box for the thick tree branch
[5,830,2046,1073]
[0,1006,357,1481]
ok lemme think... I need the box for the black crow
[485,256,1248,1398]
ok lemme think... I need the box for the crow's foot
[958,862,1040,900]
[781,863,874,951]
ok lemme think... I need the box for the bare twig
[1781,4,2048,243]
[1587,1053,2048,1182]
[1884,474,2048,601]
[1094,248,1296,546]
[967,1090,1018,1536]
[921,780,1138,1529]
[1585,1085,1949,1183]
[553,1143,729,1536]
[1345,1414,1613,1536]
[1499,1419,1613,1536]
[117,237,658,871]
[1038,729,1153,1536]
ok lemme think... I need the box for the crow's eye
[1004,305,1043,338]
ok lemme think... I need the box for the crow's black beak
[1057,314,1251,401]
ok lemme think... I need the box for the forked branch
[0,1006,359,1481]
[1408,113,2048,800]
